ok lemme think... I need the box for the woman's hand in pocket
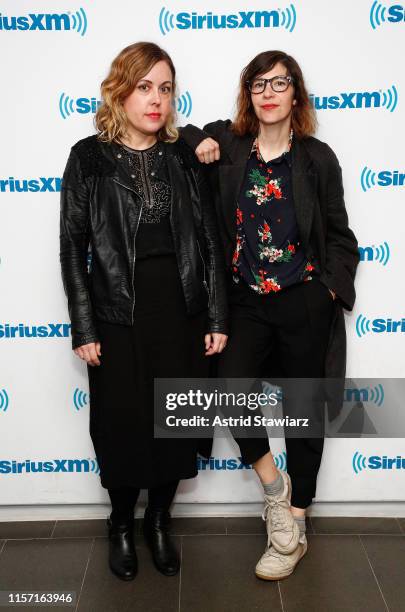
[74,341,102,366]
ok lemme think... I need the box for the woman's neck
[257,120,292,162]
[121,129,157,151]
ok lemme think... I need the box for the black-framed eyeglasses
[246,75,294,94]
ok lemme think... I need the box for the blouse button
[131,174,135,178]
[158,151,163,156]
[151,171,155,176]
[117,154,122,159]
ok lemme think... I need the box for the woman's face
[250,61,296,129]
[123,60,173,137]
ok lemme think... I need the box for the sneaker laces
[262,499,290,547]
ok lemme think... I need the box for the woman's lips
[146,113,162,119]
[261,104,279,110]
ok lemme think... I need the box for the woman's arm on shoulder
[179,119,233,164]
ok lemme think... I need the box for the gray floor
[0,517,404,611]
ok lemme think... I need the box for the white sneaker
[262,470,300,554]
[255,535,307,581]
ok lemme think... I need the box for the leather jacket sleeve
[180,120,232,151]
[60,149,99,350]
[193,163,228,335]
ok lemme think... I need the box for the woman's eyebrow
[138,79,173,85]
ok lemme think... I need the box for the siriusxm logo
[370,2,405,28]
[0,9,87,35]
[356,315,405,337]
[359,242,390,265]
[0,389,9,413]
[310,85,398,112]
[0,458,99,475]
[344,384,384,406]
[0,177,61,193]
[59,93,102,118]
[158,4,297,34]
[198,452,286,471]
[73,387,89,411]
[59,91,193,119]
[361,166,404,191]
[0,323,71,340]
[353,451,405,473]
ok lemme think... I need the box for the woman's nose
[151,87,162,104]
[262,82,275,98]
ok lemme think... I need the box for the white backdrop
[0,0,404,512]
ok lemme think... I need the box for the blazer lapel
[218,133,254,243]
[291,139,318,251]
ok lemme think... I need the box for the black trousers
[218,276,336,508]
[108,480,179,523]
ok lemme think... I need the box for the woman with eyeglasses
[60,42,227,582]
[181,50,359,579]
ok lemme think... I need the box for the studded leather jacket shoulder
[60,135,228,349]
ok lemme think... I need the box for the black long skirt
[87,254,208,489]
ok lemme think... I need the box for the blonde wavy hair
[95,42,178,143]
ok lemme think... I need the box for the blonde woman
[60,42,227,581]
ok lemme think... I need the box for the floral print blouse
[232,132,316,294]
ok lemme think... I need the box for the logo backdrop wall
[0,0,404,507]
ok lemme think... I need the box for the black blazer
[181,120,360,380]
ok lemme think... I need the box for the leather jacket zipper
[131,202,143,324]
[111,177,143,324]
[197,240,210,298]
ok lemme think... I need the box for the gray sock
[294,517,306,540]
[263,472,283,496]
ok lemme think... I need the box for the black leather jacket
[60,135,228,350]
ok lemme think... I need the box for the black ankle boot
[107,516,137,581]
[143,507,180,576]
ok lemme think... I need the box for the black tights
[108,480,179,523]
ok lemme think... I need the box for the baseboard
[1,501,405,521]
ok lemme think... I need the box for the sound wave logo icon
[89,458,100,474]
[159,7,175,34]
[380,85,398,111]
[59,93,75,119]
[352,451,367,474]
[69,8,88,36]
[274,451,287,471]
[361,166,377,191]
[279,4,297,31]
[0,388,9,412]
[368,384,385,406]
[359,242,390,266]
[73,388,88,411]
[356,314,372,338]
[176,91,192,118]
[370,1,387,28]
